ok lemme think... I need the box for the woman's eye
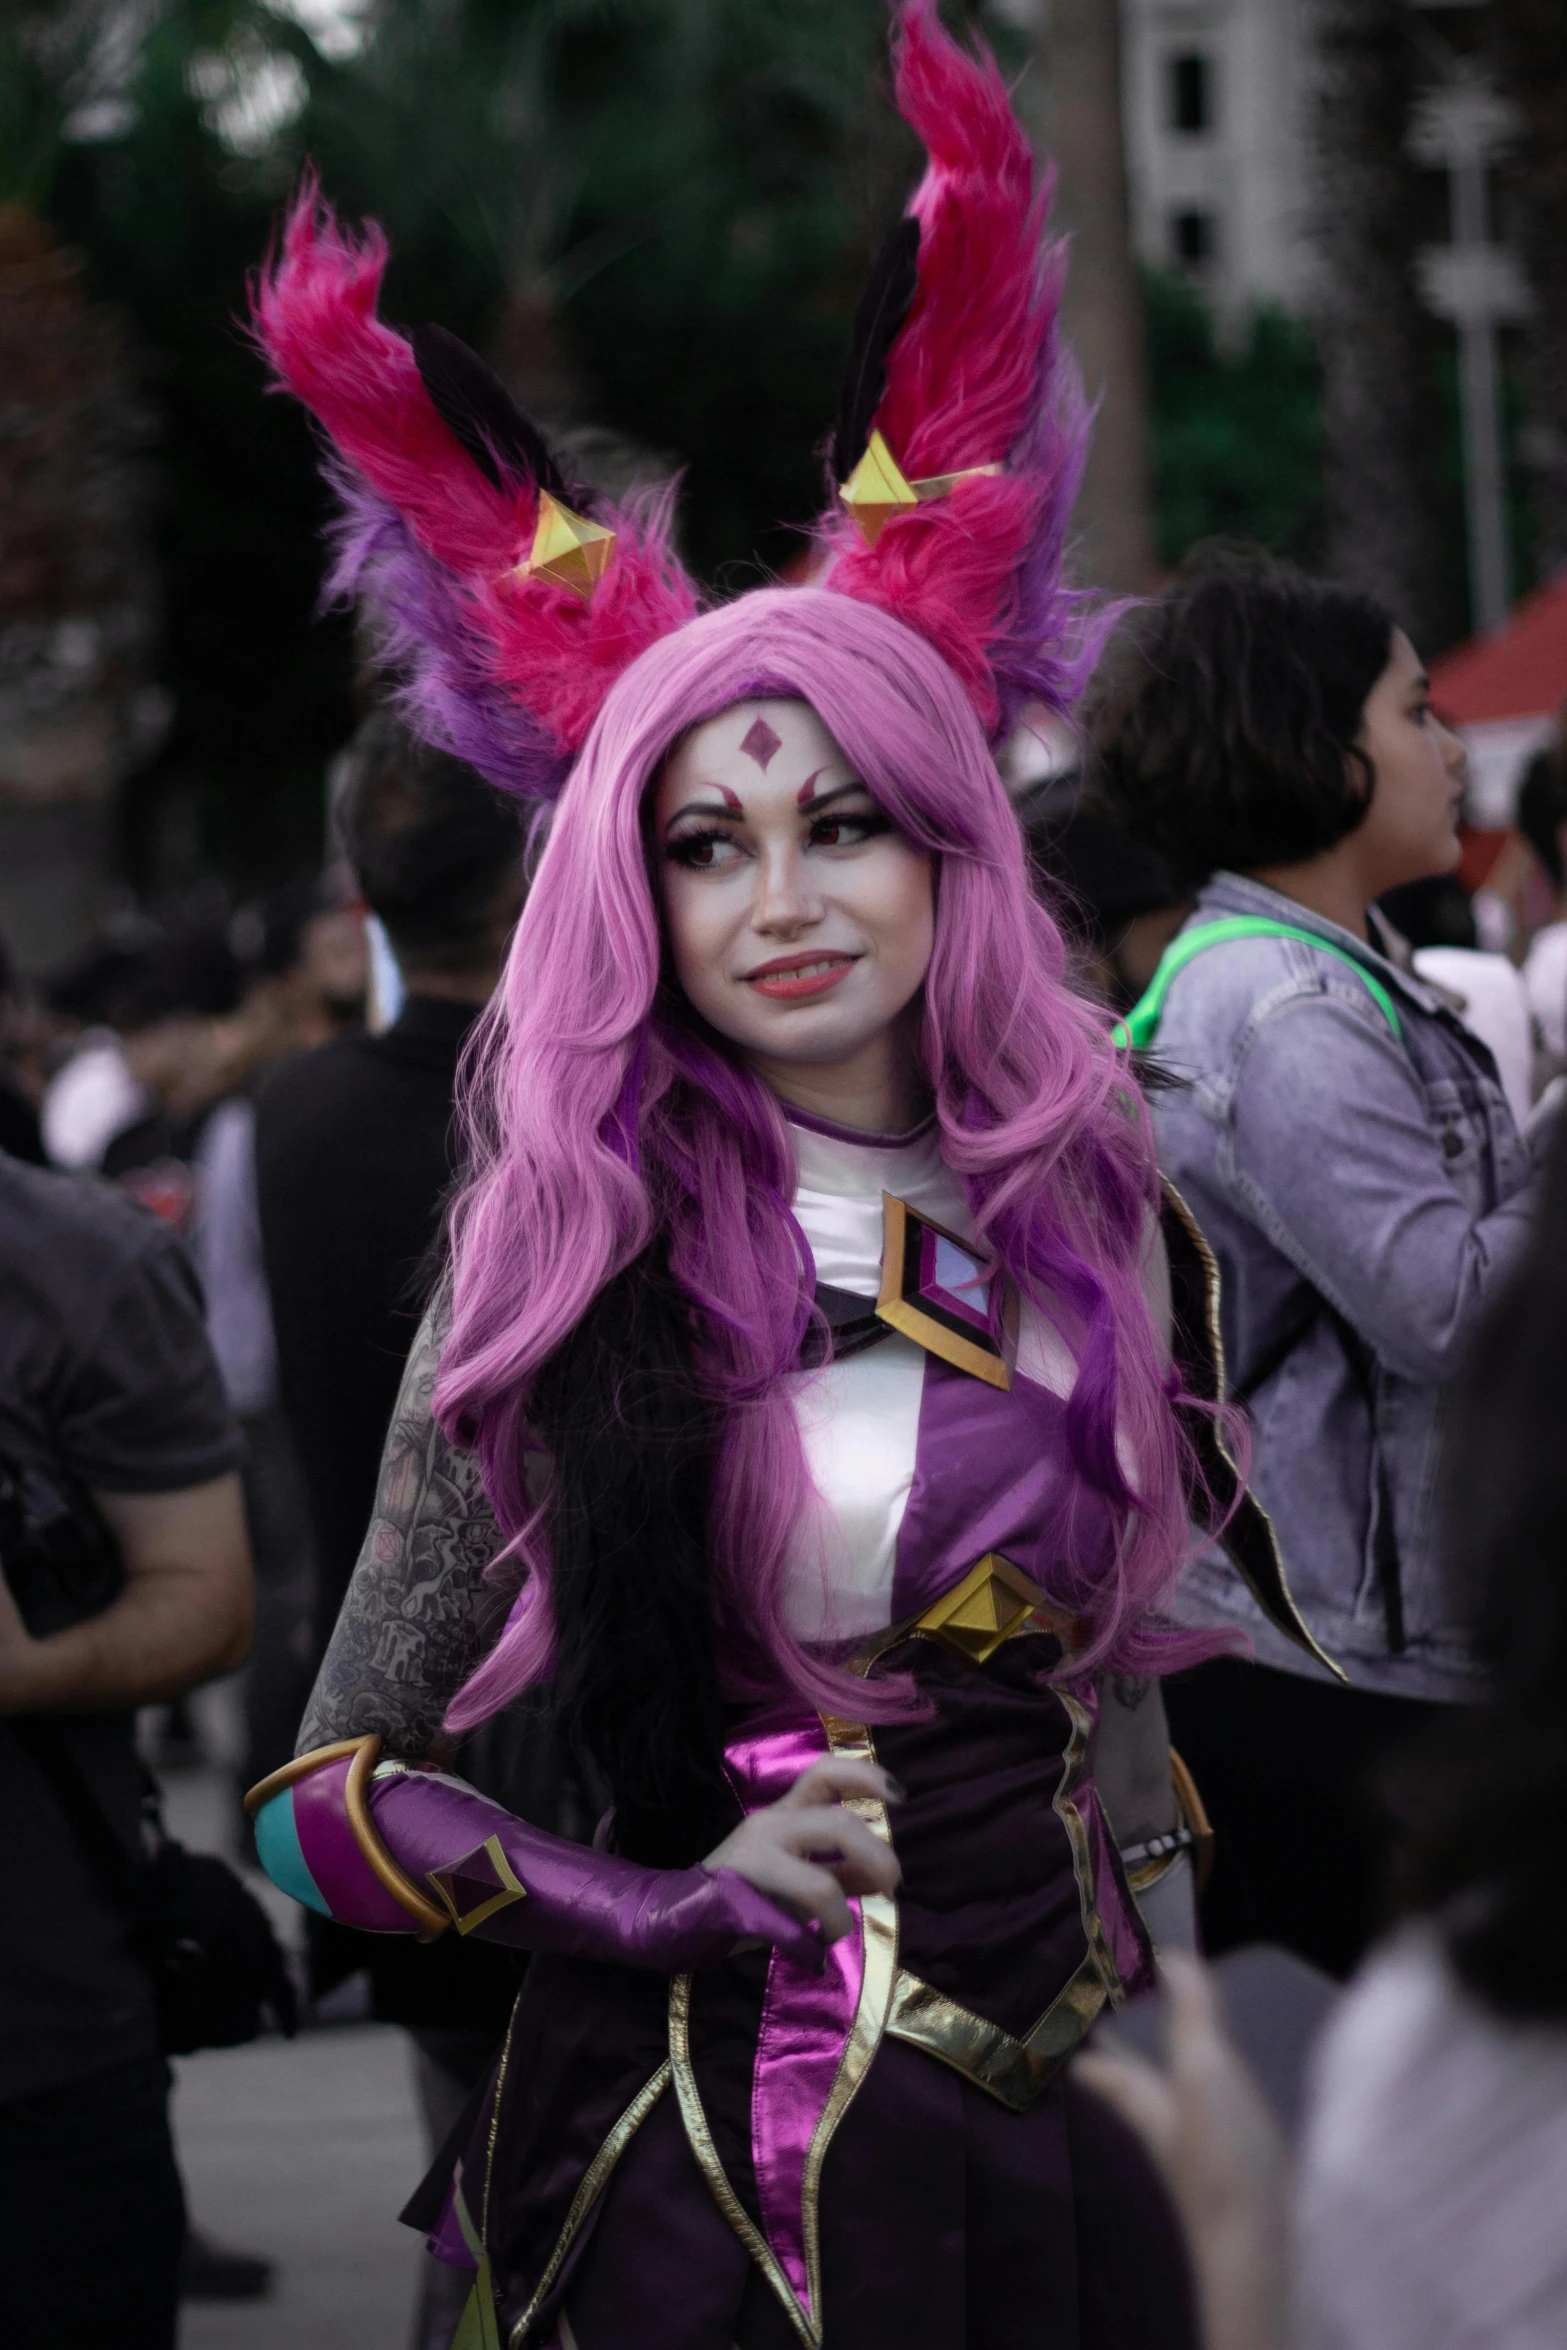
[809,809,890,849]
[666,828,742,870]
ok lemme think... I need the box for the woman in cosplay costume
[248,8,1328,2343]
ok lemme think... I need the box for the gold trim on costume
[1054,1690,1125,2004]
[1159,1178,1345,1681]
[483,1989,522,2243]
[875,1192,1012,1390]
[1168,1746,1216,1896]
[243,1737,368,1818]
[665,1715,898,2342]
[669,1975,818,2348]
[448,2180,504,2350]
[427,1832,530,1936]
[343,1736,452,1936]
[801,1718,900,2320]
[507,2061,673,2346]
[885,1949,1108,2110]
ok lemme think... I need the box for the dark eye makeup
[663,797,892,868]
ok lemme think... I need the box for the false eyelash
[663,826,739,866]
[812,809,892,841]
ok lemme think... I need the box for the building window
[1170,209,1217,270]
[1169,52,1213,136]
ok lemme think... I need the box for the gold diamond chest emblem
[913,1553,1053,1666]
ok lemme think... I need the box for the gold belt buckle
[912,1552,1078,1666]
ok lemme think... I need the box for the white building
[1119,0,1314,317]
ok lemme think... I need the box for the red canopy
[1430,572,1567,724]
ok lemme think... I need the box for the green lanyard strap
[1114,916,1403,1053]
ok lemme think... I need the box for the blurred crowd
[3,547,1567,2350]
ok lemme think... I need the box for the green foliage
[18,0,935,888]
[1143,265,1327,571]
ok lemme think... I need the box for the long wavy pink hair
[438,589,1207,1734]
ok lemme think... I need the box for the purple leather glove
[253,1748,823,1974]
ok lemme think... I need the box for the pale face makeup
[653,698,935,1132]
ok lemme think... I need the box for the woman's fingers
[779,1756,902,1812]
[740,1846,857,1943]
[773,1802,901,1896]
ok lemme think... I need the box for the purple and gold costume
[252,1113,1321,2347]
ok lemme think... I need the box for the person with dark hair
[1018,783,1191,1012]
[1075,1112,1567,2350]
[1518,731,1567,1063]
[257,712,527,1646]
[1092,547,1538,1979]
[254,711,535,2348]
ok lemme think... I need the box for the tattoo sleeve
[295,1301,510,1760]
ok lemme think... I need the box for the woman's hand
[705,1757,902,1945]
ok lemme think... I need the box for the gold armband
[245,1734,450,1938]
[1120,1747,1215,1896]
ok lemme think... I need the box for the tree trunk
[1488,0,1567,577]
[1309,0,1456,649]
[1023,0,1157,592]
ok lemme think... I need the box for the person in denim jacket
[1091,550,1538,1978]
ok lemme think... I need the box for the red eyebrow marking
[714,784,743,811]
[796,767,832,807]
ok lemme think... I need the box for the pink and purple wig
[437,590,1208,1736]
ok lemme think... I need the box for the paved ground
[175,2029,425,2350]
[155,1684,431,2350]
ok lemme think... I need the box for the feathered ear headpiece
[251,0,1088,799]
[817,0,1091,743]
[251,191,699,803]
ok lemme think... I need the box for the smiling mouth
[742,952,859,1001]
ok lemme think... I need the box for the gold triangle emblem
[518,490,615,599]
[838,430,919,547]
[914,1552,1046,1665]
[839,430,1005,548]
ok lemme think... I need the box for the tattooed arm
[295,1301,508,1760]
[1094,1675,1178,1849]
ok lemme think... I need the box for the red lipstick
[743,951,858,1001]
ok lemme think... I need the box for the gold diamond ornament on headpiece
[839,429,1004,549]
[515,490,616,600]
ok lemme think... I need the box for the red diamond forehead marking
[739,716,783,771]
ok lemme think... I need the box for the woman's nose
[752,846,822,935]
[1439,719,1467,778]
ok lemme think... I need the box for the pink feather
[252,179,699,784]
[254,179,531,577]
[819,0,1098,741]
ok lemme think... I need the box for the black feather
[830,215,921,484]
[411,322,570,502]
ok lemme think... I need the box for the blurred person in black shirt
[0,1154,252,2350]
[255,713,552,2349]
[256,715,525,1651]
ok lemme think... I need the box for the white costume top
[782,1109,1092,1643]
